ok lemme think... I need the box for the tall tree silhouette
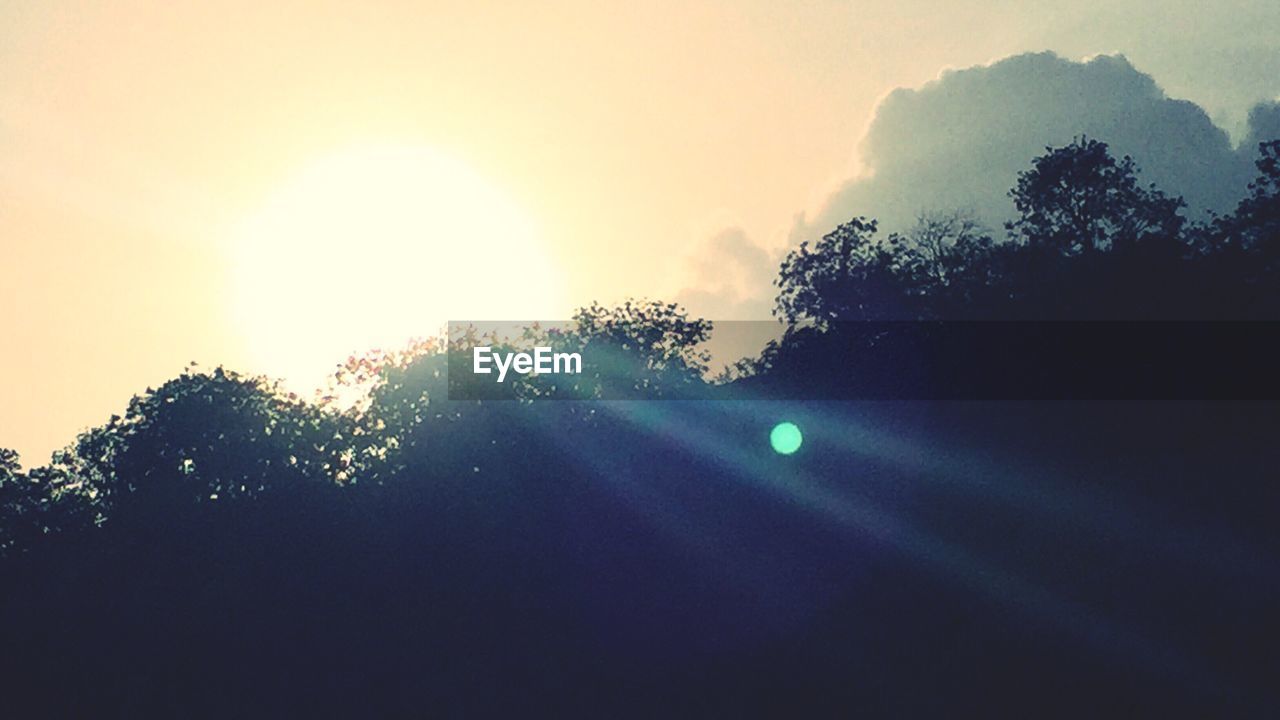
[1007,137,1185,256]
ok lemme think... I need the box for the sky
[2,1,1279,464]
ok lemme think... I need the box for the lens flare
[770,421,803,455]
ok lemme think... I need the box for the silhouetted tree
[1232,140,1280,241]
[1,445,107,555]
[1214,140,1280,270]
[1006,137,1185,256]
[56,367,357,533]
[0,448,30,555]
[5,133,1280,719]
[893,211,990,288]
[548,300,713,398]
[774,217,907,323]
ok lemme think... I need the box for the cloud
[793,52,1266,242]
[1242,101,1280,155]
[674,226,789,368]
[679,51,1280,322]
[675,226,777,320]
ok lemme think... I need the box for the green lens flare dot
[770,422,803,455]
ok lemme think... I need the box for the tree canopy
[3,134,1279,716]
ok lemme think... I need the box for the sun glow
[228,145,567,391]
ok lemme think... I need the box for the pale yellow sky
[2,0,1278,463]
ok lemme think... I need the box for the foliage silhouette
[2,137,1280,716]
[1007,136,1186,256]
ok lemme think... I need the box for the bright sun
[229,144,566,390]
